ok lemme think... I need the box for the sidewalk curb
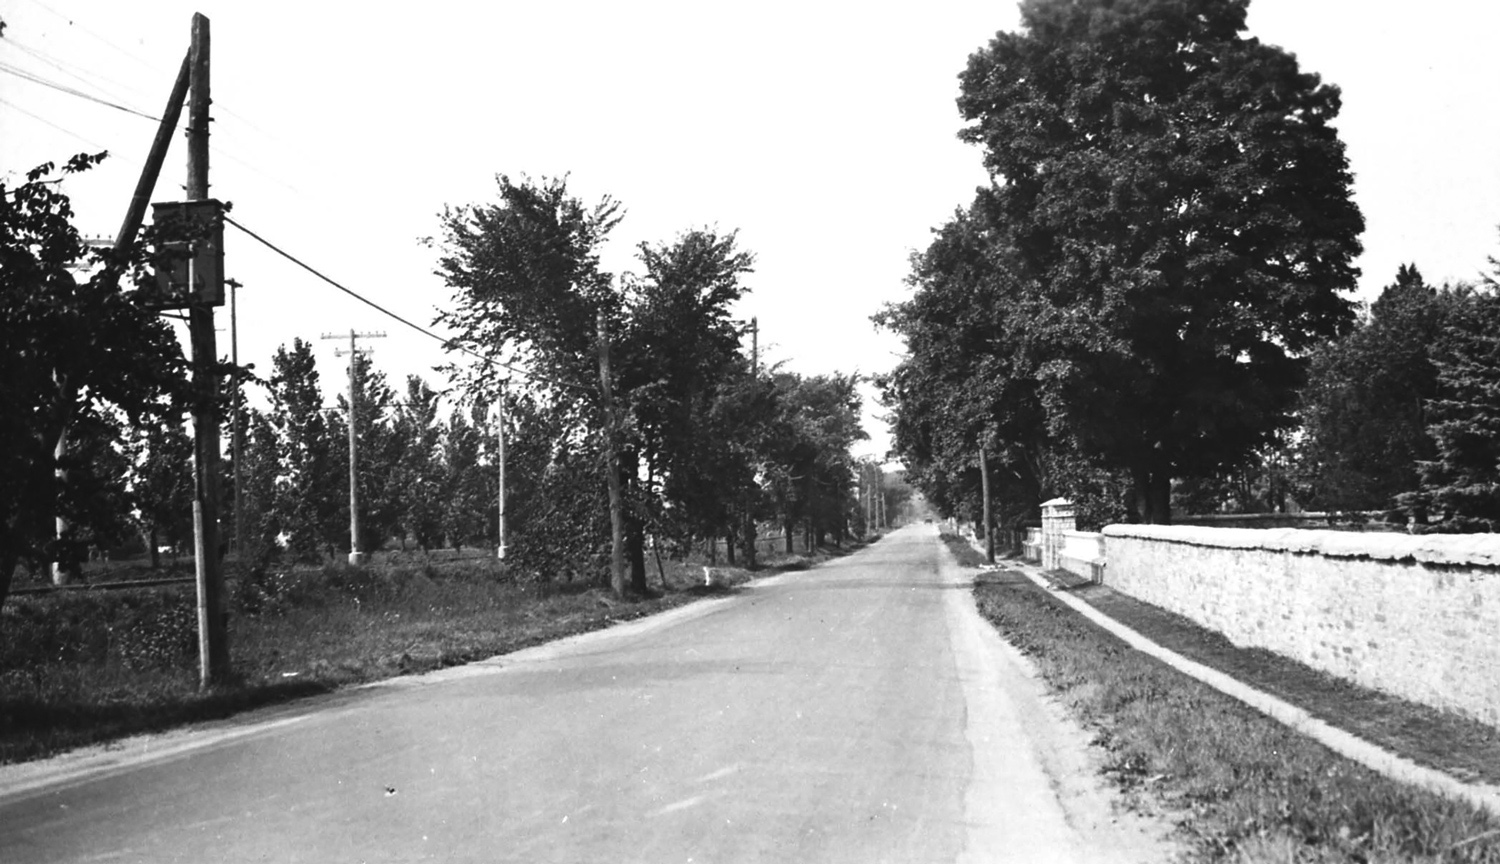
[960,535,1500,818]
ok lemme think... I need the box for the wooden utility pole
[185,12,229,688]
[743,317,758,568]
[228,278,243,558]
[496,379,507,561]
[979,445,994,564]
[596,312,626,595]
[323,330,385,565]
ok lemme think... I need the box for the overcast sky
[2,0,1498,462]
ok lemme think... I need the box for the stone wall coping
[1102,524,1500,567]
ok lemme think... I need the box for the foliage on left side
[0,156,189,615]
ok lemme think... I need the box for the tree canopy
[883,0,1364,525]
[0,156,189,611]
[436,175,868,593]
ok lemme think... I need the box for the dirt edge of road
[932,524,1184,864]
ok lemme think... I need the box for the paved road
[0,525,1164,863]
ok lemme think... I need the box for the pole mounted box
[144,199,225,308]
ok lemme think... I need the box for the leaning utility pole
[596,312,626,596]
[184,13,229,687]
[322,329,385,565]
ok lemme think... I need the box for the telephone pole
[322,329,385,565]
[496,379,508,561]
[979,445,994,564]
[743,317,759,568]
[228,278,243,558]
[185,13,229,688]
[597,311,626,596]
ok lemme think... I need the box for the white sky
[2,0,1498,463]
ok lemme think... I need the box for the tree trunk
[742,511,757,570]
[149,526,160,569]
[1144,470,1172,525]
[724,533,736,566]
[784,520,794,554]
[626,516,648,595]
[0,548,16,621]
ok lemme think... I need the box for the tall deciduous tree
[0,156,188,612]
[392,376,445,552]
[266,339,340,560]
[437,177,765,593]
[957,0,1363,522]
[127,423,195,566]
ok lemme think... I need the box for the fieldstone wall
[1103,525,1500,728]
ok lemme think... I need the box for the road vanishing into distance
[0,525,1168,863]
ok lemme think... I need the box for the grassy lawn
[943,535,1500,864]
[1,542,851,766]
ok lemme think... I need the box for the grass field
[0,542,850,766]
[942,534,1500,864]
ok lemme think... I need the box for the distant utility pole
[979,446,994,564]
[322,329,386,565]
[496,378,507,561]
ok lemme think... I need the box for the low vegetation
[0,543,843,766]
[942,535,1500,863]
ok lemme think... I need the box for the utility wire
[0,61,160,121]
[0,94,107,149]
[223,215,584,391]
[1,35,151,112]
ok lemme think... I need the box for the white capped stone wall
[1103,525,1500,728]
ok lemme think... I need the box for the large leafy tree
[441,403,492,551]
[763,372,866,548]
[0,155,188,611]
[436,177,761,593]
[127,422,195,566]
[266,339,341,560]
[956,0,1363,522]
[1297,265,1460,512]
[876,209,1050,532]
[392,376,446,552]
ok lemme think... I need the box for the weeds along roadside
[0,544,842,767]
[940,534,1500,864]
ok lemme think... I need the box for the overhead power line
[0,60,160,121]
[222,215,583,391]
[0,94,106,149]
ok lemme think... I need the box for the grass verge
[942,534,1500,863]
[1,544,845,766]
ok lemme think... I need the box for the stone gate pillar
[1040,498,1076,571]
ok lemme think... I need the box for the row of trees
[433,175,870,593]
[0,160,876,612]
[880,0,1364,530]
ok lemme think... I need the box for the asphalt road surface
[0,524,1167,863]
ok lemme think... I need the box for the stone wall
[1103,525,1500,728]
